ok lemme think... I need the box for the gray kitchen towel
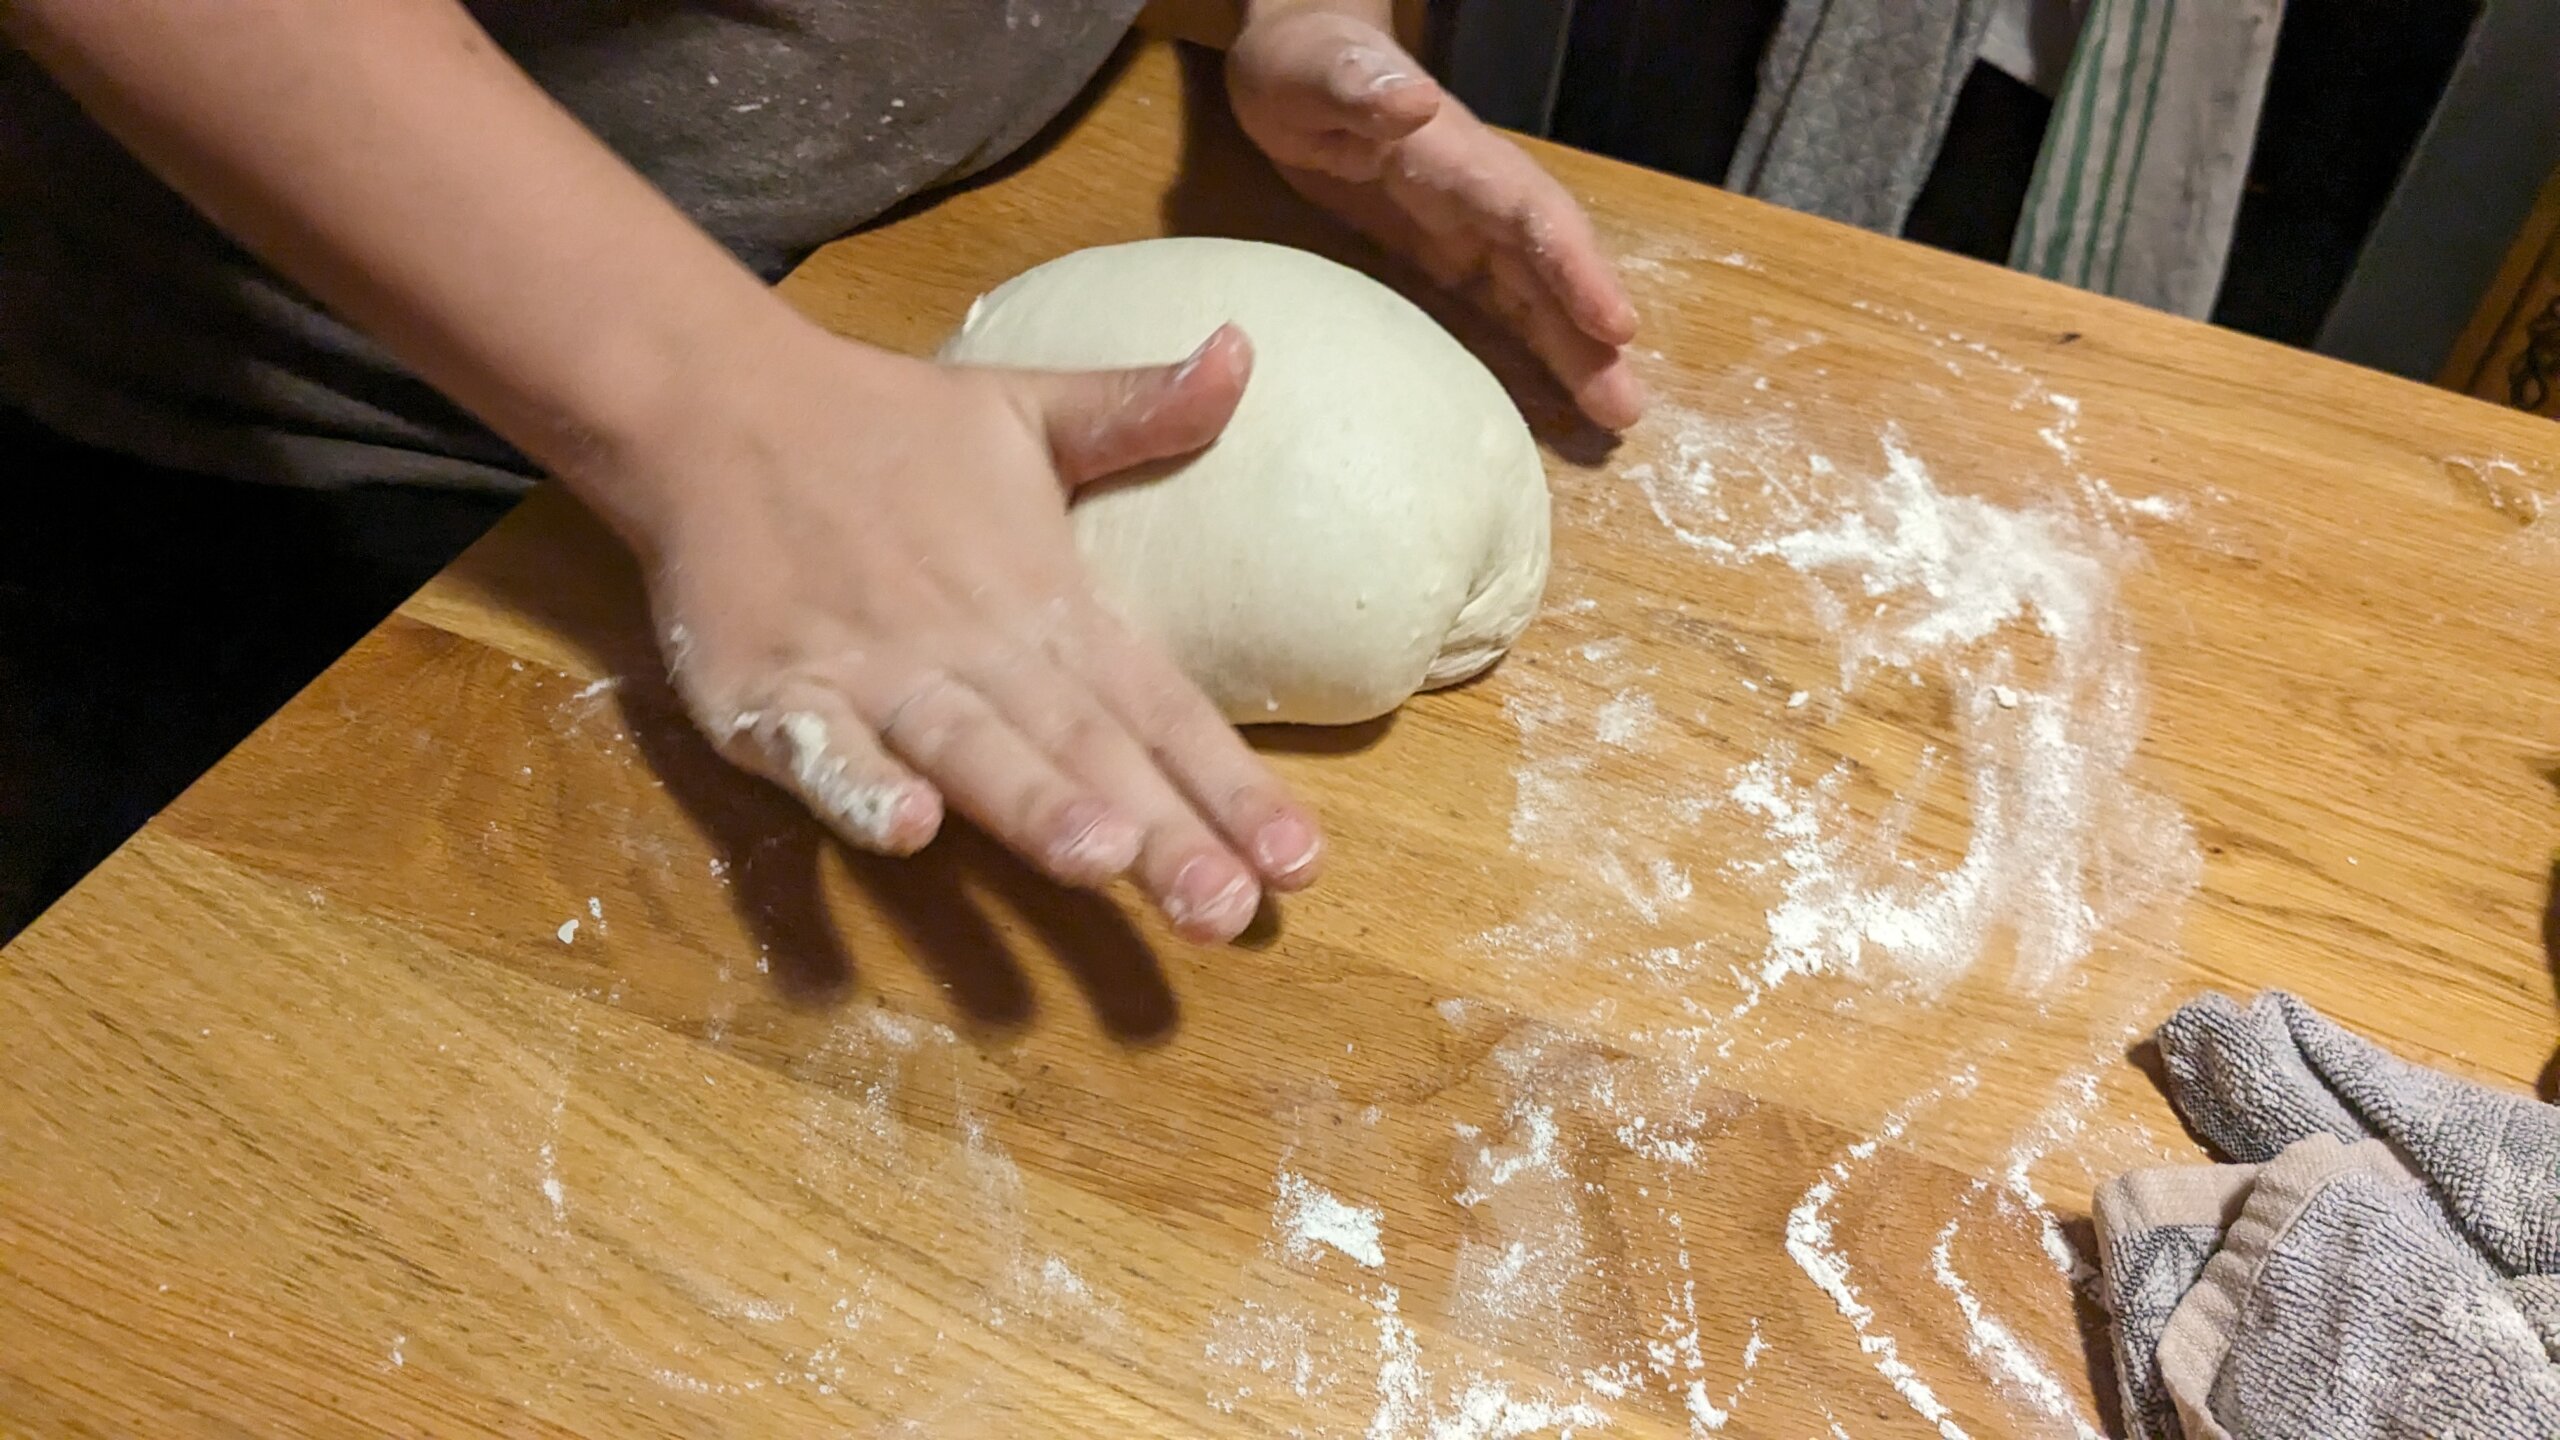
[2095,990,2560,1439]
[1726,0,2000,235]
[2094,1163,2256,1438]
[2156,988,2560,1278]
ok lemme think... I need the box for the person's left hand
[1227,2,1645,430]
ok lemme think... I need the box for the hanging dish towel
[2009,0,2287,318]
[1726,0,2002,235]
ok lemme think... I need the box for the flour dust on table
[2445,452,2560,574]
[1420,282,2211,1436]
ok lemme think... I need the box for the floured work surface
[5,40,2556,1440]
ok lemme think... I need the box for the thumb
[1241,15,1441,141]
[1022,323,1254,489]
[1311,40,1441,141]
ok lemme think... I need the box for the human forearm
[2,0,828,544]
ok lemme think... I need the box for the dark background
[1542,0,2483,346]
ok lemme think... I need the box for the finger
[721,693,943,856]
[1507,171,1642,347]
[1488,251,1649,430]
[1289,167,1471,287]
[1248,25,1441,140]
[1319,45,1441,140]
[1016,324,1255,488]
[1293,127,1403,184]
[864,667,1142,888]
[1326,159,1645,428]
[1076,612,1324,892]
[1402,121,1640,349]
[966,638,1276,941]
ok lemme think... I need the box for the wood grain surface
[7,38,2558,1440]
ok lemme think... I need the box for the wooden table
[7,39,2556,1439]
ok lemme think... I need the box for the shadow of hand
[449,493,1182,1045]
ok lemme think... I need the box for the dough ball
[939,237,1550,726]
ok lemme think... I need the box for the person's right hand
[3,0,1322,943]
[614,322,1321,944]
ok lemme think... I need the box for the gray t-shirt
[0,2,1144,489]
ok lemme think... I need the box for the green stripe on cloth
[2011,0,2282,316]
[2008,0,2100,265]
[2104,0,2180,294]
[2071,0,2157,286]
[2038,1,2117,277]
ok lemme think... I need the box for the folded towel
[2096,990,2560,1438]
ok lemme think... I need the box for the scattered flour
[1451,1102,1583,1346]
[1784,1070,1982,1439]
[1208,1299,1340,1410]
[1364,1287,1613,1440]
[1370,1287,1428,1438]
[1594,689,1656,748]
[1632,407,2199,996]
[1931,1216,2103,1440]
[1276,1171,1388,1269]
[1429,1379,1612,1439]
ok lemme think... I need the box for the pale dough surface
[939,237,1550,725]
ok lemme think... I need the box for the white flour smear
[1930,1215,2103,1440]
[1481,662,1728,977]
[1215,1072,1740,1437]
[1450,1101,1584,1348]
[1908,1005,2179,1434]
[1277,1170,1389,1270]
[793,1006,951,1184]
[2001,1069,2108,1281]
[1634,408,2200,997]
[1210,1279,1618,1436]
[2447,453,2560,567]
[1455,1032,1765,1434]
[1785,1069,1981,1439]
[1365,1285,1613,1440]
[1207,1299,1347,1413]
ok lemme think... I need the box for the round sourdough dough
[939,237,1551,726]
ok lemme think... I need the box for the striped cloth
[2008,0,2286,318]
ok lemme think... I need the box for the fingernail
[1171,332,1212,380]
[1348,47,1413,94]
[1055,806,1140,881]
[877,782,943,854]
[1167,858,1260,939]
[1622,373,1653,421]
[1253,814,1321,885]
